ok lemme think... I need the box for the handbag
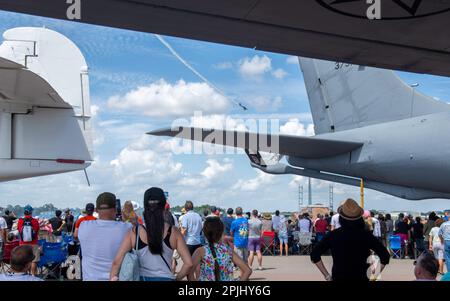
[119,224,140,281]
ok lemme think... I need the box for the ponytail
[208,241,221,281]
[143,203,165,254]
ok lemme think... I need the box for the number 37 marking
[335,62,352,70]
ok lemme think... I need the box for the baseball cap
[143,187,166,209]
[96,192,116,210]
[24,205,33,214]
[85,203,95,213]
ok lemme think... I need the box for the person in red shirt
[17,205,40,275]
[73,203,97,239]
[314,214,329,242]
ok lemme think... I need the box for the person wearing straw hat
[310,198,390,281]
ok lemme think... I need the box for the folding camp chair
[298,232,313,255]
[0,240,19,273]
[389,235,402,259]
[261,231,276,256]
[38,241,68,280]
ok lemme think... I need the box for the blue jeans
[445,241,450,272]
[140,276,175,281]
[316,233,325,242]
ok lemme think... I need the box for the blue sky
[0,11,449,213]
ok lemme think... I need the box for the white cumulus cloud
[280,119,315,136]
[178,159,233,187]
[110,135,183,186]
[107,79,230,118]
[272,68,288,79]
[232,170,274,192]
[238,55,272,79]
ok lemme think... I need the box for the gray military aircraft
[149,58,450,201]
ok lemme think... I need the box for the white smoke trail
[154,34,247,111]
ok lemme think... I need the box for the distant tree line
[0,203,81,217]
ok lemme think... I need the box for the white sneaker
[257,266,263,271]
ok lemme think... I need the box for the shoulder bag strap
[159,226,172,272]
[134,223,140,251]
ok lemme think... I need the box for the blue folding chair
[38,241,68,280]
[389,235,402,259]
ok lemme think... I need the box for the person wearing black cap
[110,187,192,281]
[73,203,96,239]
[310,198,390,281]
[78,193,132,281]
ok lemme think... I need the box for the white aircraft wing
[0,56,71,109]
[148,126,363,159]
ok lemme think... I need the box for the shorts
[31,244,40,263]
[187,244,202,256]
[234,247,248,262]
[432,243,444,260]
[399,233,409,245]
[278,233,288,245]
[248,237,261,252]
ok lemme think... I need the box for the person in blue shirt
[221,208,235,247]
[438,218,450,272]
[180,201,203,255]
[230,207,249,262]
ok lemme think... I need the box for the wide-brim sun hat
[337,198,364,221]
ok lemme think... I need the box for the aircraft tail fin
[0,27,93,181]
[299,58,450,134]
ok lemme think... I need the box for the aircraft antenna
[154,34,248,111]
[83,168,91,187]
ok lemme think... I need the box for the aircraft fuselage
[287,111,450,199]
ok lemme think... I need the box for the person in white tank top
[110,187,192,281]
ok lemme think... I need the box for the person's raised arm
[173,227,193,281]
[232,250,252,281]
[110,229,133,281]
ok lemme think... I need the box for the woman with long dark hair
[310,199,390,281]
[188,216,251,281]
[110,187,192,281]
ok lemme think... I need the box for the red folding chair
[261,231,275,256]
[1,240,19,273]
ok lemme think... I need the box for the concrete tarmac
[246,255,437,281]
